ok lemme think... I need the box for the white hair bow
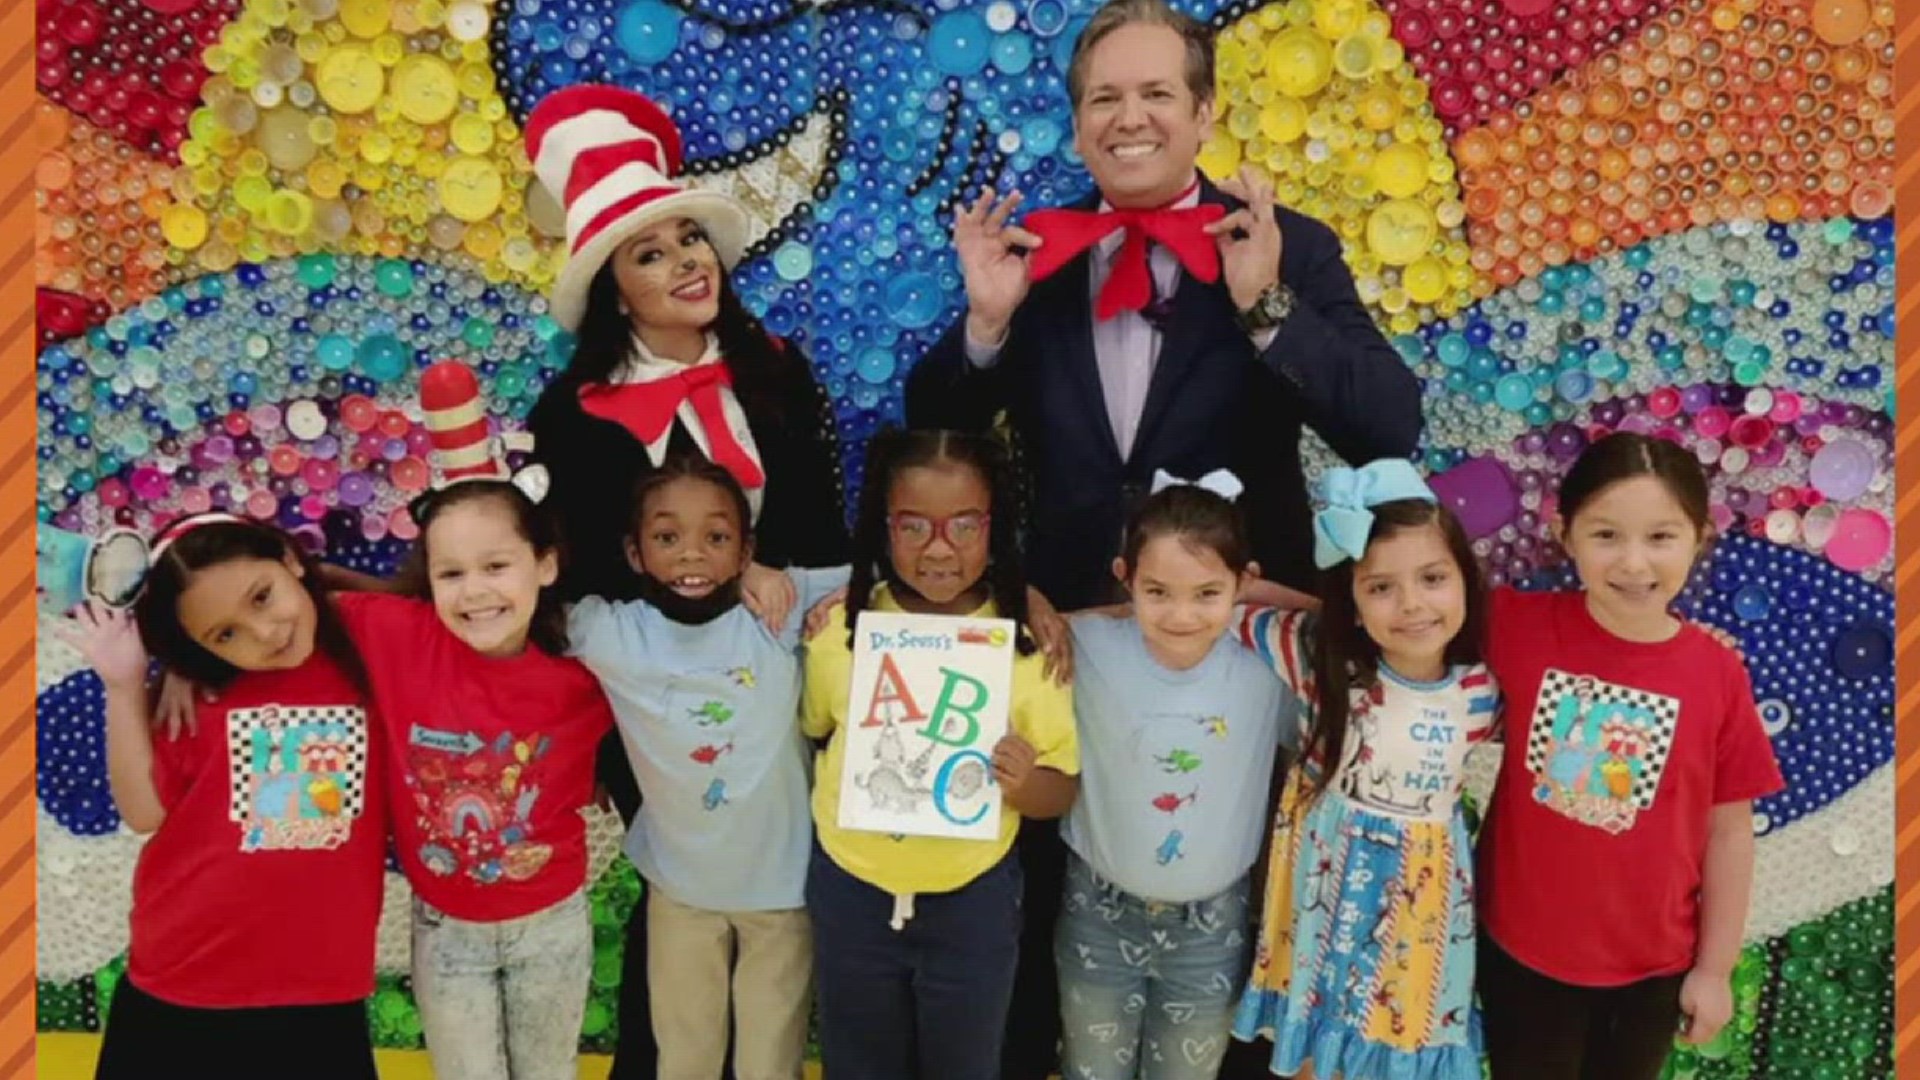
[1149,468,1245,503]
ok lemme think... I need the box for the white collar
[616,331,722,384]
[1094,179,1204,260]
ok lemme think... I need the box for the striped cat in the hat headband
[410,360,550,523]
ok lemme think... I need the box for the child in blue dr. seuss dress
[566,456,847,1080]
[1233,460,1500,1080]
[1058,470,1298,1080]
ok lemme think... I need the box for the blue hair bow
[1312,460,1437,569]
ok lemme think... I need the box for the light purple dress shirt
[964,185,1278,462]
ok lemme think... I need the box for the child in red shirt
[61,514,387,1079]
[337,475,615,1080]
[1476,433,1784,1080]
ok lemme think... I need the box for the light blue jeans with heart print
[1055,853,1252,1080]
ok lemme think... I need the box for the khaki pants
[647,887,813,1080]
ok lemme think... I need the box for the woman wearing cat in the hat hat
[522,85,848,1080]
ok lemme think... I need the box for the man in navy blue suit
[906,1,1424,1076]
[908,0,1422,611]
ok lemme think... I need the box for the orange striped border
[1899,3,1919,1076]
[1,0,34,1063]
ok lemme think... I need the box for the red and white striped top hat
[418,360,550,504]
[420,360,509,483]
[524,85,751,332]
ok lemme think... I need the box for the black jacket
[529,339,849,602]
[906,177,1423,607]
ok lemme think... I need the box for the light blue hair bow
[1312,460,1437,569]
[1151,468,1244,502]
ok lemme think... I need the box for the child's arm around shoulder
[998,647,1080,818]
[1232,604,1315,695]
[798,601,853,740]
[563,593,645,666]
[1238,577,1322,613]
[317,564,402,595]
[777,565,852,648]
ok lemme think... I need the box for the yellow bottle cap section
[1204,0,1476,335]
[152,0,557,287]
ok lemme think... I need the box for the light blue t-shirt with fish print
[1061,613,1299,903]
[568,566,848,912]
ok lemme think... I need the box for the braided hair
[843,428,1035,656]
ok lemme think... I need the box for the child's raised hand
[1678,967,1733,1046]
[802,586,849,640]
[990,733,1040,798]
[1024,586,1073,685]
[56,601,148,692]
[741,562,799,634]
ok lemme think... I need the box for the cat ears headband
[406,360,548,524]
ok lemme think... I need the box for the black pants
[1000,818,1066,1080]
[604,730,661,1080]
[1479,934,1684,1080]
[95,976,377,1080]
[810,844,1022,1079]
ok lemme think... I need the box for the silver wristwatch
[1235,281,1296,334]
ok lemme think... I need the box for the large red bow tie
[1023,201,1225,320]
[577,362,767,490]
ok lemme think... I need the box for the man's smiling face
[1071,22,1213,209]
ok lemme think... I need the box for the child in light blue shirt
[1055,471,1296,1080]
[566,456,846,1080]
[1062,613,1295,906]
[570,566,845,911]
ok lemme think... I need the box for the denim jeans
[1055,854,1251,1080]
[412,888,594,1080]
[805,843,1023,1080]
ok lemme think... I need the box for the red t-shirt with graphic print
[1477,588,1784,987]
[130,653,387,1008]
[337,593,612,923]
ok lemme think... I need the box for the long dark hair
[133,517,369,693]
[1305,500,1485,800]
[556,255,795,432]
[845,428,1035,655]
[398,482,571,656]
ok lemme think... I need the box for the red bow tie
[577,362,767,490]
[1023,201,1225,320]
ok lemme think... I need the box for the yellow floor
[37,1033,835,1078]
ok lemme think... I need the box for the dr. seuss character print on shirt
[1524,669,1680,834]
[1063,614,1292,904]
[671,665,759,814]
[405,723,557,884]
[1144,711,1226,868]
[1334,670,1501,820]
[230,702,371,853]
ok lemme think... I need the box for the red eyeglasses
[888,512,991,548]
